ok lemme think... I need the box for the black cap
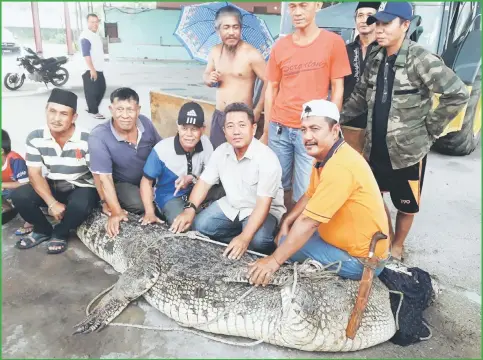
[367,2,413,25]
[47,88,78,113]
[356,2,381,11]
[177,102,205,127]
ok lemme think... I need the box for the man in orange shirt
[248,99,389,285]
[260,2,351,210]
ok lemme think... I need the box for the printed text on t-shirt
[282,60,328,77]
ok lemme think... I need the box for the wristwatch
[184,201,197,212]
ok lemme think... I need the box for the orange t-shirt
[302,142,390,259]
[266,30,351,129]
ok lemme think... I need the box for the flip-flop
[47,238,68,254]
[15,226,33,236]
[15,233,51,249]
[91,113,105,120]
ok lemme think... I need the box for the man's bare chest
[215,57,254,81]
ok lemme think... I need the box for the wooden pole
[78,2,84,31]
[74,1,81,39]
[64,2,74,55]
[31,2,42,54]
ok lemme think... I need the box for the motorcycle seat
[42,57,57,64]
[41,56,67,63]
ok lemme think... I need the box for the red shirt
[2,151,28,184]
[266,30,351,128]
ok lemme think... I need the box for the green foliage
[4,27,74,44]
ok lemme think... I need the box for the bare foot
[47,238,67,254]
[15,222,33,236]
[391,245,404,260]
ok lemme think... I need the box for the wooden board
[150,90,265,139]
[150,90,216,138]
[341,126,365,154]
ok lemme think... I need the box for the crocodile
[74,210,396,352]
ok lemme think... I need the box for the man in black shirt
[342,2,469,262]
[342,2,380,152]
[370,52,396,170]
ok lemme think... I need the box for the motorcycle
[3,47,70,91]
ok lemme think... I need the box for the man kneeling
[139,102,214,225]
[248,100,390,285]
[171,102,286,258]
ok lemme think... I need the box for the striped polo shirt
[25,125,94,188]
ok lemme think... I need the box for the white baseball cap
[300,99,340,122]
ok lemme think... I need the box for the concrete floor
[1,54,481,358]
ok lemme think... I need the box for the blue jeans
[279,231,384,280]
[268,121,313,203]
[193,202,277,255]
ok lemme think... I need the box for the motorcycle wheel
[50,67,69,87]
[3,73,24,91]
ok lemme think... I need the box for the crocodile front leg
[73,247,160,334]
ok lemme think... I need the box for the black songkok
[47,88,78,113]
[356,2,381,11]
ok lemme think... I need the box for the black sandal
[47,238,68,254]
[15,233,50,249]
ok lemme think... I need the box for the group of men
[202,1,468,275]
[3,2,469,286]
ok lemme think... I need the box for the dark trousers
[10,183,99,240]
[209,110,226,150]
[114,182,144,215]
[160,197,185,225]
[82,70,106,114]
[159,183,226,225]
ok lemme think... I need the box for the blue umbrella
[174,1,275,64]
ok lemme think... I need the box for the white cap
[300,99,340,122]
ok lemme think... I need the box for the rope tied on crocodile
[76,211,435,351]
[84,230,409,348]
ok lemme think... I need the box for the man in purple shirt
[88,87,162,237]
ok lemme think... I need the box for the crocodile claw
[72,326,90,335]
[73,308,110,335]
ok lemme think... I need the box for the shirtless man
[203,5,267,149]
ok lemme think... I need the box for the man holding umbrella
[202,5,268,149]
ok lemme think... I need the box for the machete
[346,231,388,339]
